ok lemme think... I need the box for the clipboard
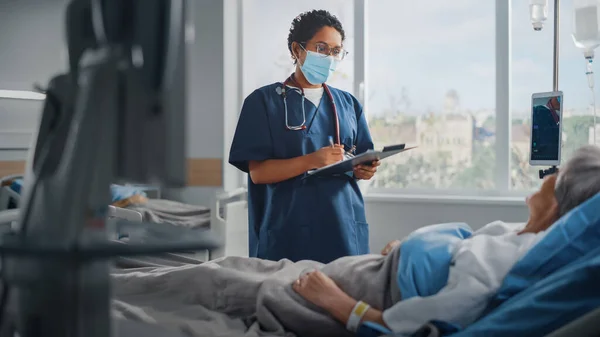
[306,144,416,177]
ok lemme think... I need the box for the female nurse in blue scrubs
[229,10,379,263]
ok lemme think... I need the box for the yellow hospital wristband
[346,300,371,332]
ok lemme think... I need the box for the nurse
[229,9,378,263]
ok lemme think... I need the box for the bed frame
[210,187,249,259]
[0,172,250,263]
[545,307,600,337]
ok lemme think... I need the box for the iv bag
[530,0,549,31]
[572,0,600,59]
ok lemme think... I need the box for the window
[510,0,597,191]
[366,0,496,191]
[242,0,355,98]
[236,1,593,196]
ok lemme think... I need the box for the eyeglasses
[301,42,349,61]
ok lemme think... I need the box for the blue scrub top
[229,82,374,263]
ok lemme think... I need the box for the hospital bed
[0,173,250,261]
[109,185,249,263]
[359,192,600,337]
[0,174,145,223]
[4,170,598,337]
[545,306,600,337]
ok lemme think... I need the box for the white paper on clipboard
[306,144,417,177]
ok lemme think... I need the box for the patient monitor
[529,91,563,179]
[0,1,219,337]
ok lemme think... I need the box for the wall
[0,0,66,159]
[0,0,67,90]
[365,196,529,252]
[164,0,225,206]
[0,0,227,207]
[218,194,531,256]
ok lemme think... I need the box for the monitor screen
[530,94,561,162]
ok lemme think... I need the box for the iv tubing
[587,58,597,145]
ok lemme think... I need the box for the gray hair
[555,145,600,217]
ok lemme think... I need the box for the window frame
[358,0,522,198]
[223,0,245,191]
[230,0,529,198]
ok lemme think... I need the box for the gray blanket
[125,199,211,229]
[112,248,402,337]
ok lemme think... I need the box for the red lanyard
[282,74,341,145]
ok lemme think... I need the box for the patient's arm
[293,270,388,329]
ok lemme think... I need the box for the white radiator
[210,188,249,259]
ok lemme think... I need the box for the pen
[328,136,335,148]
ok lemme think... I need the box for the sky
[243,0,598,117]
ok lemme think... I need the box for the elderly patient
[292,145,600,333]
[114,145,600,335]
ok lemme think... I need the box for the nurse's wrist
[304,153,318,170]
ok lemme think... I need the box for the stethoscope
[276,74,341,145]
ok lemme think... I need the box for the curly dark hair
[287,9,345,64]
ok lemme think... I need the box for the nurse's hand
[353,160,380,180]
[293,270,346,310]
[309,145,344,168]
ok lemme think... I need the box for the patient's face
[524,174,559,232]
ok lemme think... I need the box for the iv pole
[553,0,560,92]
[539,0,561,179]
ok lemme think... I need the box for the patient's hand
[381,240,401,256]
[293,270,388,329]
[519,202,559,235]
[520,175,560,235]
[293,270,346,310]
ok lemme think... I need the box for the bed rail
[211,187,248,259]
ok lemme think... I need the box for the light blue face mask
[299,50,339,85]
